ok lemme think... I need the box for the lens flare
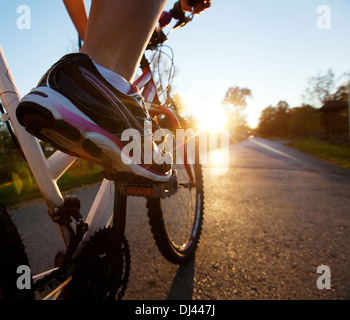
[199,110,227,133]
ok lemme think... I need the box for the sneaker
[16,53,172,183]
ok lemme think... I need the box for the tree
[171,92,198,129]
[274,101,290,137]
[303,69,350,107]
[289,105,320,138]
[257,101,321,139]
[303,69,336,106]
[257,100,290,138]
[171,92,187,115]
[222,86,252,112]
[222,86,252,140]
[332,85,348,102]
[256,101,290,138]
[257,105,276,137]
[0,122,16,152]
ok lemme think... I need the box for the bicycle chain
[32,267,66,299]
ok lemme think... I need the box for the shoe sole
[16,87,171,183]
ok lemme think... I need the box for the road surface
[10,138,350,299]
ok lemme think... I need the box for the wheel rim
[160,163,202,252]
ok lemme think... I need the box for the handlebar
[170,1,194,29]
[146,1,194,51]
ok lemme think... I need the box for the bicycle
[0,1,204,300]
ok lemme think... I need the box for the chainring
[70,227,130,300]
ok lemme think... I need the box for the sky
[1,0,350,128]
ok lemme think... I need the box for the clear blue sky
[1,0,350,127]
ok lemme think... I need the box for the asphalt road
[10,138,350,300]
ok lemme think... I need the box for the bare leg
[81,0,167,82]
[63,0,88,41]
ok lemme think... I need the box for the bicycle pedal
[119,170,178,199]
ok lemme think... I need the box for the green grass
[286,139,350,168]
[0,159,103,208]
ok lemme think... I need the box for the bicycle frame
[136,55,195,185]
[0,44,193,279]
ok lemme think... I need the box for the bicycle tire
[147,136,204,264]
[0,204,34,300]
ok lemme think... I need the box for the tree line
[256,69,349,140]
[256,101,320,138]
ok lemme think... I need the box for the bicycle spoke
[162,163,197,248]
[167,186,184,240]
[146,138,204,264]
[179,185,192,245]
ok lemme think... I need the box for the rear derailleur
[33,195,130,300]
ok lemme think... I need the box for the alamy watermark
[316,5,331,30]
[16,265,31,290]
[16,5,31,30]
[15,264,333,292]
[121,121,230,176]
[16,4,332,31]
[316,265,331,290]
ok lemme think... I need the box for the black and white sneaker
[16,53,172,183]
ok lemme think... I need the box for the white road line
[251,139,304,164]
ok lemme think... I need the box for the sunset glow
[186,99,227,133]
[198,109,227,132]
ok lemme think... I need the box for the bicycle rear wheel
[147,138,204,264]
[0,204,34,300]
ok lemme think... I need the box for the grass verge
[0,159,103,208]
[286,139,350,168]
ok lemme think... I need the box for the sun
[181,95,228,133]
[191,102,227,133]
[199,111,227,132]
